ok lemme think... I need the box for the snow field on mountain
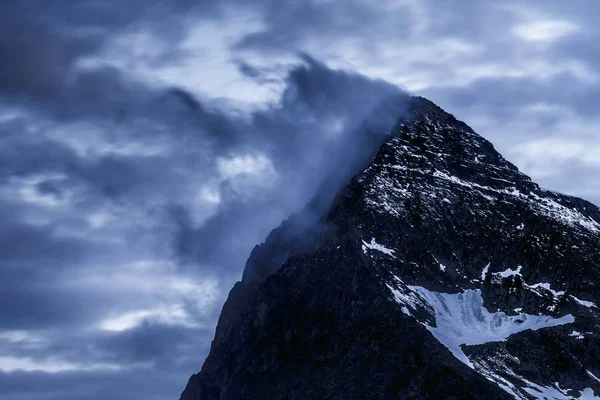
[361,238,396,257]
[386,279,575,368]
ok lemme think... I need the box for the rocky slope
[180,97,600,399]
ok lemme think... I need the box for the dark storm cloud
[100,322,201,364]
[0,53,406,277]
[0,321,214,399]
[0,199,118,330]
[0,2,99,98]
[0,367,199,400]
[233,0,412,53]
[169,55,407,272]
[0,278,128,331]
[0,11,138,120]
[0,0,222,121]
[1,322,212,367]
[0,203,86,267]
[0,3,408,396]
[2,1,599,399]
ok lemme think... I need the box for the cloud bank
[1,1,599,399]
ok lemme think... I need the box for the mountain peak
[181,96,600,400]
[354,102,599,237]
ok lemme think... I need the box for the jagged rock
[180,96,600,400]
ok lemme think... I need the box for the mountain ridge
[180,96,600,400]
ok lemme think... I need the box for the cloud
[0,5,408,397]
[167,55,407,274]
[1,1,600,399]
[0,366,201,400]
[512,20,580,42]
[233,0,415,53]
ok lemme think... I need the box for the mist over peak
[181,92,600,400]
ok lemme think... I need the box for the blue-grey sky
[1,1,599,399]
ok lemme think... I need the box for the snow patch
[571,295,597,309]
[430,170,600,233]
[405,287,575,368]
[472,358,527,399]
[570,331,584,339]
[362,238,396,258]
[495,266,523,279]
[367,163,600,233]
[523,383,571,400]
[588,370,600,384]
[527,282,566,298]
[532,194,600,234]
[385,276,426,310]
[580,388,600,400]
[439,263,447,272]
[522,381,600,400]
[481,263,491,280]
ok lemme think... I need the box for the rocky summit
[180,96,600,400]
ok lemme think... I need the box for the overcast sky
[1,1,599,399]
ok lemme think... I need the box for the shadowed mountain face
[180,97,600,400]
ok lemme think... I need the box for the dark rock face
[180,97,600,399]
